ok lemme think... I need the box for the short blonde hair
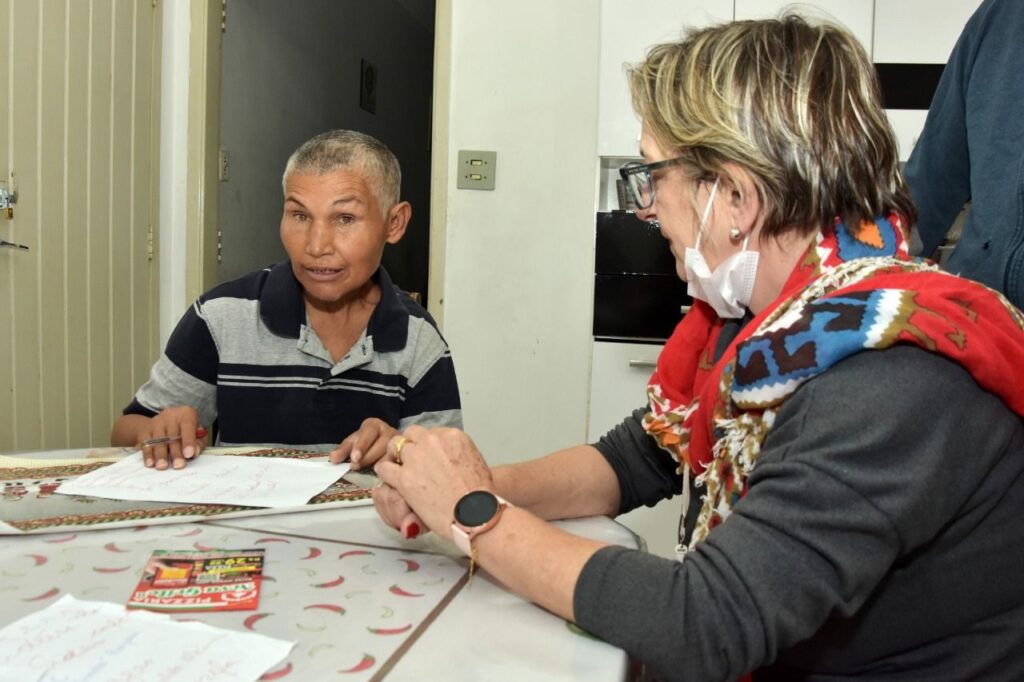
[628,15,916,238]
[282,130,401,214]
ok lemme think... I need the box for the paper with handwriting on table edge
[55,452,351,508]
[0,594,293,682]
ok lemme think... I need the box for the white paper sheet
[55,452,350,508]
[0,594,294,682]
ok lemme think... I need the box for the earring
[729,227,742,242]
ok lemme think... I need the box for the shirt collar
[366,265,410,352]
[260,261,410,351]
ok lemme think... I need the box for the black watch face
[454,490,499,527]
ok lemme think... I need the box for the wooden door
[0,0,161,451]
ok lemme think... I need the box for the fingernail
[183,446,196,459]
[404,523,420,540]
[144,459,153,467]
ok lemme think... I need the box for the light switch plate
[456,150,497,190]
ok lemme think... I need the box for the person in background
[371,16,1024,681]
[904,0,1024,308]
[111,130,462,470]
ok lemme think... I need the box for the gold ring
[393,436,410,465]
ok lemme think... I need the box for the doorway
[216,0,436,300]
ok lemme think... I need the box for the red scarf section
[644,215,1024,545]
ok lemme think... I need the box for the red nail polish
[405,523,420,540]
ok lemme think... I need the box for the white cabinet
[588,341,661,442]
[873,0,982,64]
[597,0,733,157]
[588,340,681,559]
[873,0,983,161]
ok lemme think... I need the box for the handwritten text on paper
[0,594,293,681]
[55,453,349,508]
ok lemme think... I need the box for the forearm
[471,505,608,621]
[371,431,617,623]
[491,444,621,520]
[110,414,151,446]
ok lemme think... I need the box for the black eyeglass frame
[618,156,688,209]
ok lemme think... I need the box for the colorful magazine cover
[127,548,265,612]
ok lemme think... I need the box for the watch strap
[453,523,473,557]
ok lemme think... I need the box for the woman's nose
[634,203,656,223]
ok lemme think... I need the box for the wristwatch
[451,489,510,557]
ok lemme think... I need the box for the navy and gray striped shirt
[124,262,462,448]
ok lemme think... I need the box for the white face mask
[683,179,760,318]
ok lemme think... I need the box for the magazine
[127,548,265,612]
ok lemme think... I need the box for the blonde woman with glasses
[373,16,1024,681]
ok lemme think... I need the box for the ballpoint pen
[139,427,209,449]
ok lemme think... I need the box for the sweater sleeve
[573,346,1024,681]
[591,406,682,513]
[903,2,985,256]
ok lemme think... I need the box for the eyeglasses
[619,157,688,210]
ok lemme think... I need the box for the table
[0,450,639,681]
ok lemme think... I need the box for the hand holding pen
[136,406,209,470]
[140,426,209,449]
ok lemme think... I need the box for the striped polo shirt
[124,262,462,448]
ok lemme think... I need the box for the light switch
[456,150,497,190]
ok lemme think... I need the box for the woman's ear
[719,162,761,237]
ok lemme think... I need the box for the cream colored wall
[159,0,190,346]
[430,0,601,465]
[0,0,161,451]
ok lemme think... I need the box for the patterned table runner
[0,448,372,534]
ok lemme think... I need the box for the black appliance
[593,211,691,340]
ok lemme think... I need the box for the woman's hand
[328,418,396,470]
[137,406,207,470]
[373,425,494,542]
[371,484,427,540]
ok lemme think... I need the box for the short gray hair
[281,130,401,212]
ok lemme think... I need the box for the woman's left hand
[374,425,494,542]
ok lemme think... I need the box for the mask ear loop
[676,466,691,560]
[694,177,720,251]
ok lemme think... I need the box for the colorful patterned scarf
[643,214,1024,552]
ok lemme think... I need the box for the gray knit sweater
[577,321,1024,681]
